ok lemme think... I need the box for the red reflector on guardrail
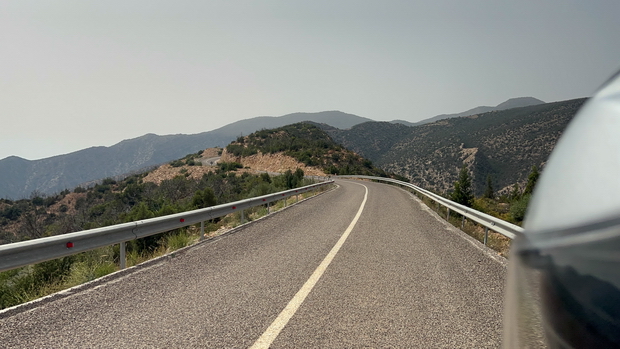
[232,206,236,209]
[66,242,74,248]
[180,218,185,223]
[262,199,266,201]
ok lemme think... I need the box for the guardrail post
[296,194,299,203]
[0,181,335,274]
[120,241,126,269]
[200,221,205,241]
[461,216,465,229]
[267,201,271,214]
[241,210,245,224]
[484,227,489,245]
[446,208,450,221]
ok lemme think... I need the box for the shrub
[1,206,22,221]
[165,232,193,251]
[170,160,184,167]
[102,178,117,185]
[191,188,216,209]
[94,184,111,194]
[260,172,271,184]
[219,162,243,172]
[31,196,44,206]
[510,194,531,223]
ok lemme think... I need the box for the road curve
[0,179,507,348]
[200,156,221,166]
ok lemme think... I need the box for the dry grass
[417,193,512,257]
[1,185,334,310]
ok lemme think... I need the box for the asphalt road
[200,156,221,166]
[0,180,507,348]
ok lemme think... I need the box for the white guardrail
[0,181,334,273]
[340,176,523,242]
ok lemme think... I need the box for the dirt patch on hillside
[142,164,217,185]
[201,147,222,158]
[220,149,326,176]
[48,192,87,216]
[459,144,478,166]
[142,147,326,185]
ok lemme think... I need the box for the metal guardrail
[340,176,523,242]
[0,181,334,273]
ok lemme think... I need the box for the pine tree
[450,165,474,207]
[294,168,305,182]
[509,183,521,201]
[191,188,217,209]
[523,165,540,196]
[483,175,494,199]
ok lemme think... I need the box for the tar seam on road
[249,183,369,349]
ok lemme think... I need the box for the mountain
[389,120,416,127]
[495,97,544,110]
[222,122,387,177]
[0,123,385,246]
[0,111,372,199]
[212,111,372,137]
[411,97,545,126]
[327,98,586,196]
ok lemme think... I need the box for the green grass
[164,231,196,251]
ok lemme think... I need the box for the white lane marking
[250,183,369,349]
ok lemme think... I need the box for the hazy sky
[1,1,619,160]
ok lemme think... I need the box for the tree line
[449,164,540,224]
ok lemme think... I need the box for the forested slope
[328,98,586,195]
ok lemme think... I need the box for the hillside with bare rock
[327,98,586,196]
[224,123,389,177]
[0,111,371,199]
[220,150,326,177]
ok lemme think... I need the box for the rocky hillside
[0,122,390,245]
[0,111,371,199]
[328,98,587,196]
[223,123,388,177]
[0,145,317,245]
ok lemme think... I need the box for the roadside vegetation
[0,150,327,310]
[3,123,393,310]
[408,165,541,257]
[4,121,522,310]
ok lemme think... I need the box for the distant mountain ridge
[0,111,371,199]
[0,97,554,199]
[213,111,372,136]
[392,97,545,126]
